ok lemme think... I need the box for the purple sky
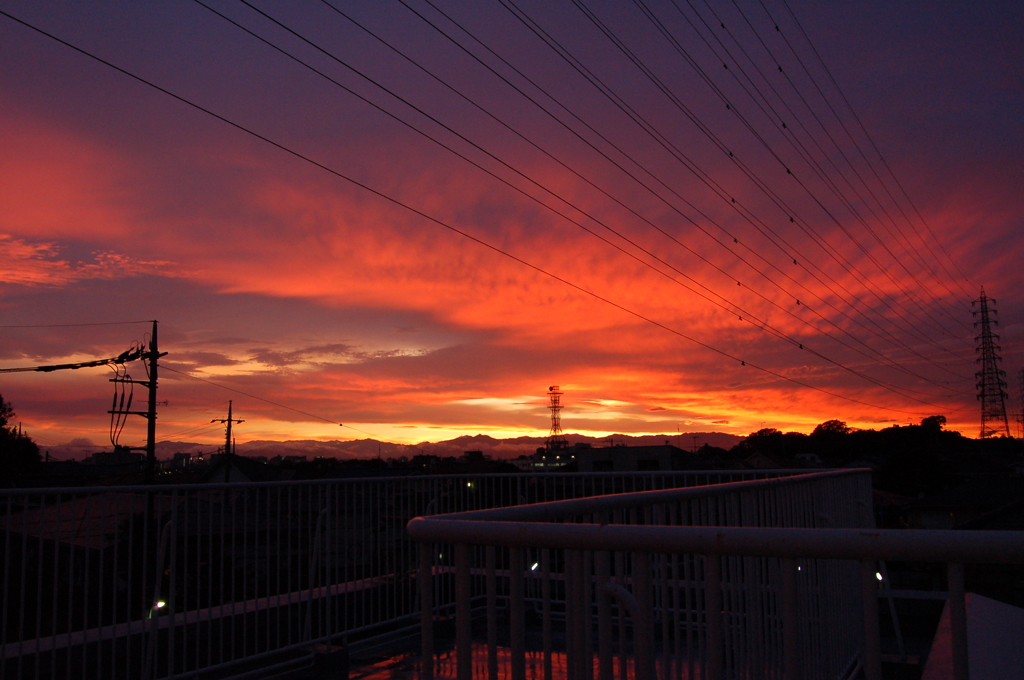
[1,0,1022,453]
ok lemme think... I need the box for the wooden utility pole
[145,320,160,475]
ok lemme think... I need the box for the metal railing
[408,469,1024,680]
[0,470,791,679]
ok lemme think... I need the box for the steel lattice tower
[973,288,1010,438]
[1017,368,1024,439]
[547,385,567,451]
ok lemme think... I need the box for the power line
[159,421,224,441]
[723,0,972,333]
[0,320,155,328]
[203,1,966,400]
[666,0,971,327]
[159,365,342,425]
[315,0,968,395]
[560,0,968,350]
[0,7,959,419]
[161,366,396,442]
[449,0,973,377]
[776,0,975,299]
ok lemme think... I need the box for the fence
[408,469,1024,680]
[0,470,793,679]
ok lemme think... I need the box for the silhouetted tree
[811,419,850,437]
[0,394,41,477]
[920,415,946,433]
[734,428,811,463]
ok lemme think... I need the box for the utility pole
[105,320,164,478]
[145,320,161,475]
[212,401,244,457]
[973,288,1010,438]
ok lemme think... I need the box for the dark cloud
[172,351,239,368]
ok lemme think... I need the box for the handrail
[406,470,1003,680]
[425,468,869,522]
[408,519,1024,564]
[0,468,805,496]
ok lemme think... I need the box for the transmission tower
[1018,369,1024,439]
[546,386,567,451]
[973,288,1010,438]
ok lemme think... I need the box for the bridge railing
[0,470,793,679]
[407,469,1023,680]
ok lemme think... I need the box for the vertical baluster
[596,551,613,680]
[510,546,526,680]
[584,549,594,680]
[615,546,628,680]
[705,554,722,680]
[948,563,968,680]
[486,546,498,680]
[634,552,653,680]
[455,543,471,680]
[781,557,801,680]
[860,560,882,680]
[419,542,434,680]
[542,548,552,680]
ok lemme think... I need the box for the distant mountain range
[42,431,744,461]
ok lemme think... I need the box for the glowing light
[531,562,539,571]
[155,601,166,609]
[876,572,883,581]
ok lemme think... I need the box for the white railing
[0,470,791,679]
[408,469,1024,680]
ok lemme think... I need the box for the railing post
[486,546,498,680]
[510,546,526,680]
[860,560,882,680]
[566,550,577,680]
[705,554,723,680]
[569,549,586,680]
[616,549,629,680]
[781,557,801,680]
[419,542,434,680]
[634,552,654,680]
[455,543,472,680]
[948,563,969,680]
[583,550,594,680]
[542,548,553,680]
[596,551,613,680]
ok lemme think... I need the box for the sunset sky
[1,0,1022,453]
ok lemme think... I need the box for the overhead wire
[159,365,342,425]
[161,366,400,443]
[560,0,969,352]
[435,0,972,378]
[159,421,227,441]
[776,0,976,299]
[316,0,970,393]
[721,0,972,333]
[0,320,155,328]
[213,0,967,401]
[662,0,970,332]
[107,362,134,447]
[0,7,965,418]
[473,0,973,373]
